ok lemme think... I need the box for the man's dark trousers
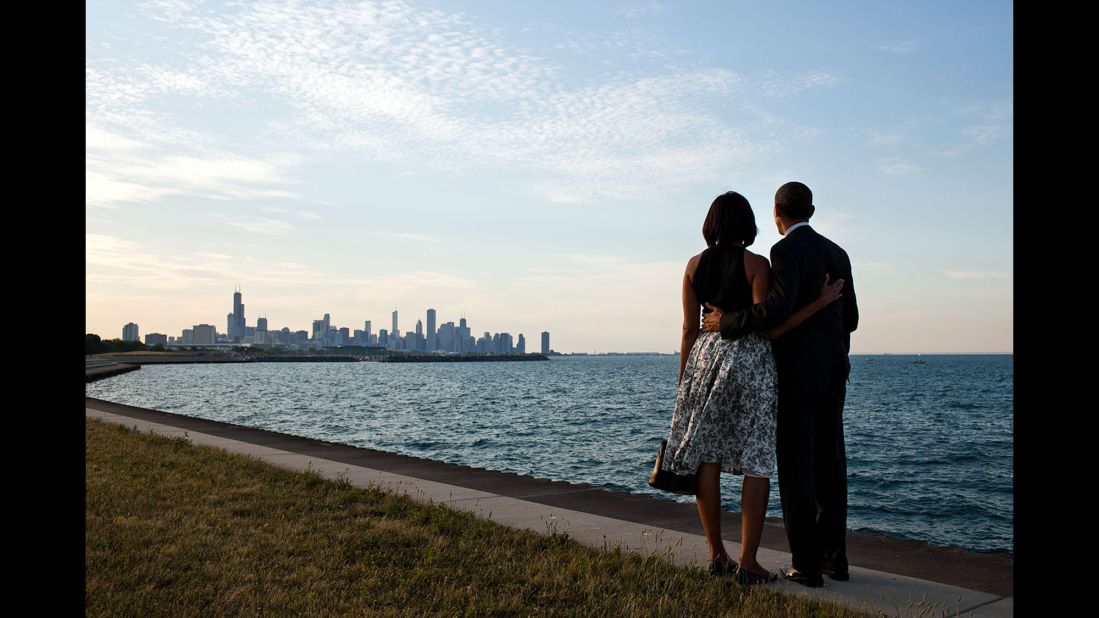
[777,380,848,575]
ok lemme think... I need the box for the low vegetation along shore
[86,418,869,616]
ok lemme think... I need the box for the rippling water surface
[86,354,1012,553]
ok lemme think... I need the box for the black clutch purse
[648,439,697,495]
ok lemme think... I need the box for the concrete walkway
[85,393,1012,617]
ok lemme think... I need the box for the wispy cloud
[227,218,295,236]
[961,125,1003,146]
[85,123,298,207]
[879,40,920,54]
[960,99,1013,123]
[372,231,439,243]
[87,233,474,291]
[945,270,1010,280]
[876,157,923,175]
[934,98,1012,157]
[755,69,844,98]
[615,1,677,19]
[866,130,904,147]
[86,0,836,205]
[808,211,857,241]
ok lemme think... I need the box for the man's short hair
[775,181,813,220]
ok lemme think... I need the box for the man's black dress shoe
[779,565,824,588]
[821,566,849,581]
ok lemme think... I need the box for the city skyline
[110,287,553,355]
[86,2,1012,354]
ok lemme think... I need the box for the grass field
[86,417,873,616]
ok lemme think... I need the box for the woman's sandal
[706,558,738,576]
[734,566,778,586]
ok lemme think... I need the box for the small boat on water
[865,357,876,362]
[913,354,927,365]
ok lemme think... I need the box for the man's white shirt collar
[785,221,810,236]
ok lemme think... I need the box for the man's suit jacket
[719,225,858,396]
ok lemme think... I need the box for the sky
[86,0,1013,354]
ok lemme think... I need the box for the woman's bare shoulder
[686,252,703,274]
[743,249,769,269]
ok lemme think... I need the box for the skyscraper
[426,308,436,352]
[541,331,550,355]
[227,288,246,342]
[437,322,455,352]
[392,310,398,337]
[257,316,268,331]
[122,322,139,342]
[457,318,471,354]
[364,321,372,340]
[517,333,526,354]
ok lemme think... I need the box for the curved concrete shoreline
[85,362,140,383]
[84,373,1012,616]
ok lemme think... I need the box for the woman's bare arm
[679,255,702,383]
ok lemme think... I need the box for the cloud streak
[945,270,1010,280]
[876,157,922,175]
[85,122,299,207]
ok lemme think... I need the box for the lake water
[86,354,1013,554]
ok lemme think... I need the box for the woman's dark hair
[702,191,757,248]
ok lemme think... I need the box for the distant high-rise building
[257,316,268,331]
[144,333,167,346]
[227,288,246,342]
[457,318,471,354]
[426,309,436,352]
[517,334,526,354]
[323,313,331,334]
[476,332,492,354]
[326,328,342,347]
[392,310,398,337]
[378,329,389,348]
[181,329,194,345]
[122,322,139,342]
[437,322,456,352]
[364,321,372,340]
[415,319,423,337]
[541,331,550,355]
[339,327,350,343]
[193,324,217,345]
[312,319,325,341]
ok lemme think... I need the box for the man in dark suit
[701,181,858,588]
